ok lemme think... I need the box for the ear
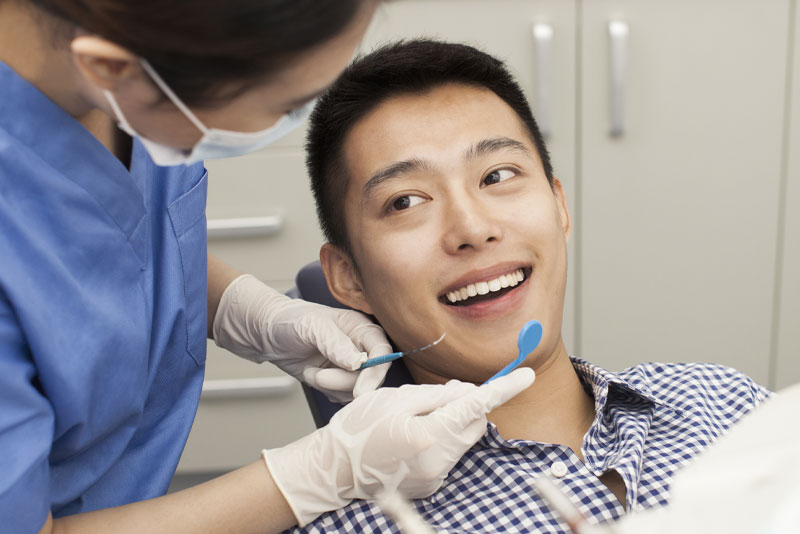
[319,243,375,315]
[70,35,140,91]
[552,177,572,242]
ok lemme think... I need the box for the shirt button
[550,461,568,478]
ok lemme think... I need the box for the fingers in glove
[303,313,373,372]
[340,314,393,356]
[352,362,390,398]
[390,380,478,418]
[414,416,487,483]
[426,367,535,433]
[351,337,395,398]
[303,367,358,403]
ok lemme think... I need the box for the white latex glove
[263,367,535,526]
[213,274,391,402]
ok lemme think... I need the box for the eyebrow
[466,137,532,160]
[362,157,434,205]
[360,136,532,204]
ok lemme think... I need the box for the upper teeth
[445,268,525,303]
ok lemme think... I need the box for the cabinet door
[361,0,579,350]
[775,3,800,390]
[579,0,790,385]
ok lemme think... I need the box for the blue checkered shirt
[288,358,770,533]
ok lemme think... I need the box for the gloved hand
[262,367,535,526]
[213,274,391,402]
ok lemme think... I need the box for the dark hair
[29,0,373,106]
[306,39,554,256]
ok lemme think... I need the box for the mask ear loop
[103,89,135,132]
[139,59,209,135]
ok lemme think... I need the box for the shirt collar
[478,356,684,450]
[570,357,683,416]
[0,61,147,263]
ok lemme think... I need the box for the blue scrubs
[0,61,208,531]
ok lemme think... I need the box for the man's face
[324,83,570,384]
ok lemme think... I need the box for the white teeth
[443,268,526,304]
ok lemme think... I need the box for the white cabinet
[578,0,791,386]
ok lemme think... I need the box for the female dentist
[0,0,535,532]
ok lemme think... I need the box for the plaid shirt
[289,358,770,533]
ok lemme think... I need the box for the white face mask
[104,60,314,166]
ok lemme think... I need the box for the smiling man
[293,40,769,533]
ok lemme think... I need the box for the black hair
[28,0,375,106]
[306,39,554,256]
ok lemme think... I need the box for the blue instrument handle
[359,351,404,369]
[485,357,524,384]
[484,319,543,384]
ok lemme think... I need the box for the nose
[441,192,504,254]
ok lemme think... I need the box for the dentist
[0,0,535,532]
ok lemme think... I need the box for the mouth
[439,266,532,307]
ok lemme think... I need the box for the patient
[293,39,769,533]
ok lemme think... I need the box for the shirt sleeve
[0,289,54,532]
[751,377,773,404]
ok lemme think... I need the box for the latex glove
[213,274,391,402]
[263,367,535,526]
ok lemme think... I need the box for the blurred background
[172,0,800,488]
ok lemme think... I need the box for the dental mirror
[484,319,542,383]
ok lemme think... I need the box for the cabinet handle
[532,23,554,139]
[608,20,629,137]
[207,215,284,239]
[200,376,296,400]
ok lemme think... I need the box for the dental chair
[288,261,414,428]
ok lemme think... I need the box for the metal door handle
[608,20,629,137]
[200,376,296,400]
[533,23,554,139]
[207,215,284,239]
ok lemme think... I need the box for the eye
[389,194,427,212]
[482,168,517,187]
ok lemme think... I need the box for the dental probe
[358,332,446,369]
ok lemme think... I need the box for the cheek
[357,231,443,349]
[508,192,567,249]
[359,236,428,308]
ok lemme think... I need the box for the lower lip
[442,276,531,320]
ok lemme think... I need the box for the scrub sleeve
[0,61,209,532]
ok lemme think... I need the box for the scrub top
[0,61,208,532]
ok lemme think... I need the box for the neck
[487,342,595,458]
[0,2,112,140]
[412,338,596,459]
